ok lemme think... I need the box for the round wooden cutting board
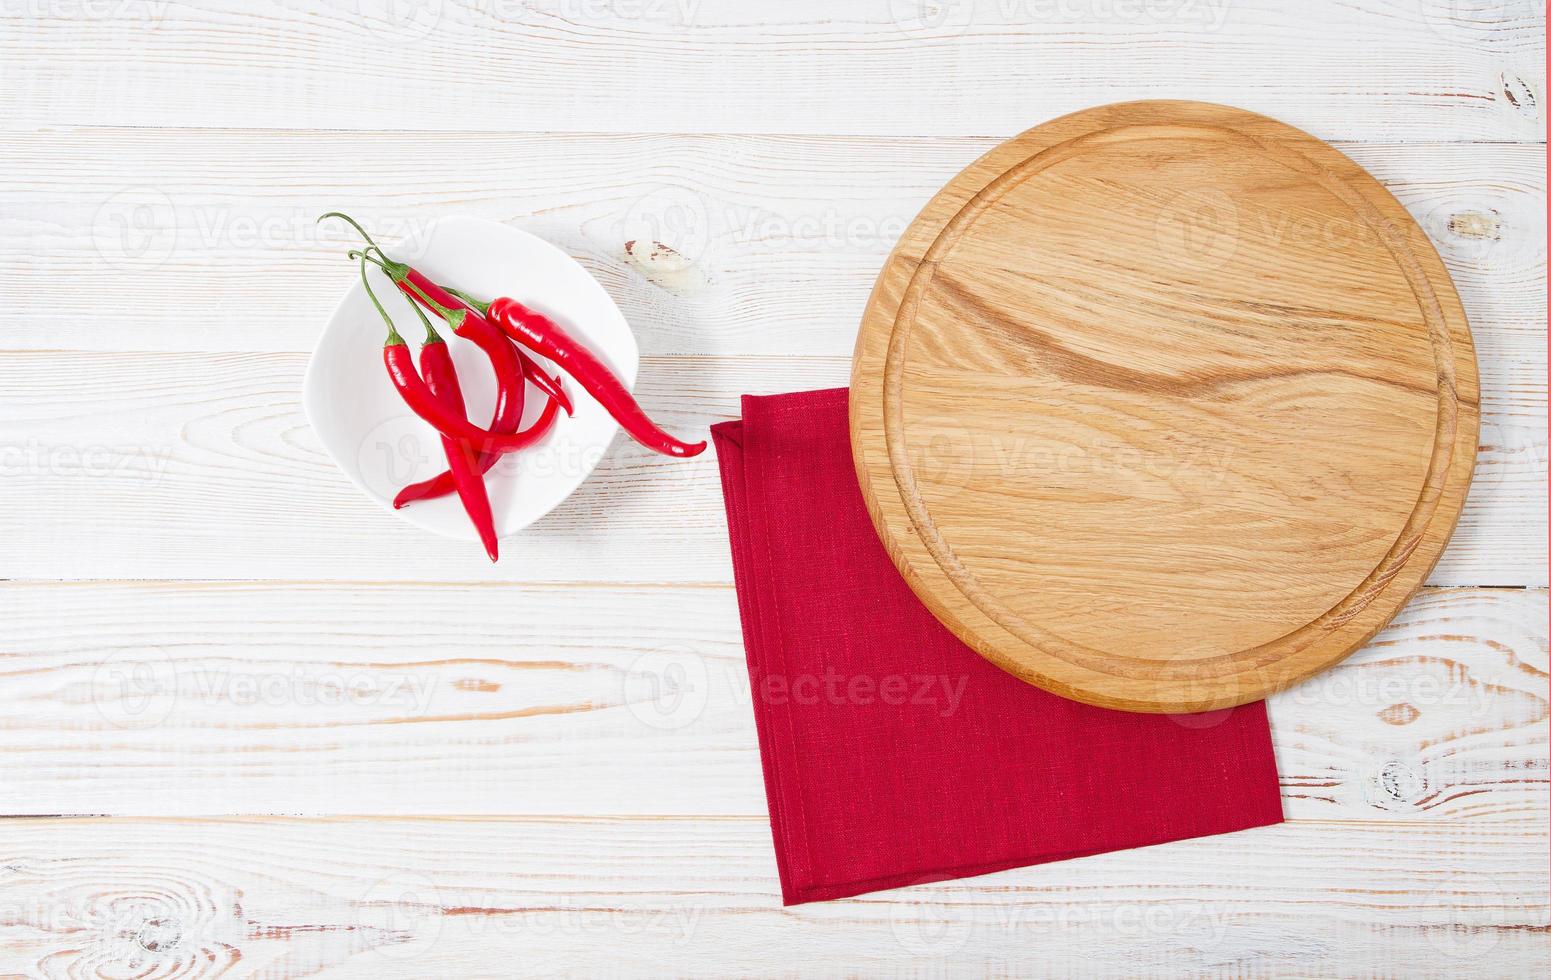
[849,101,1478,714]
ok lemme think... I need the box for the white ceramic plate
[304,215,638,541]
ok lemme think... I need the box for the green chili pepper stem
[442,285,491,317]
[400,272,443,344]
[322,212,412,282]
[358,252,404,347]
[365,245,410,282]
[397,273,466,330]
[350,247,464,335]
[350,249,441,345]
[411,301,442,344]
[321,211,387,257]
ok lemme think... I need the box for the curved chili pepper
[393,391,562,509]
[323,213,531,434]
[392,265,567,507]
[419,336,499,562]
[402,270,573,417]
[418,274,573,417]
[395,351,564,507]
[443,285,569,413]
[360,257,551,454]
[395,275,527,432]
[486,295,706,458]
[323,213,572,417]
[355,249,548,461]
[325,212,570,427]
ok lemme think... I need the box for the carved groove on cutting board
[885,123,1458,681]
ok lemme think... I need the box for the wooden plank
[0,815,1543,976]
[0,132,1541,358]
[1,133,1539,583]
[0,347,1540,584]
[0,583,1541,818]
[0,0,1543,139]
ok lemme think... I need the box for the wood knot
[136,915,182,953]
[1378,702,1421,726]
[1375,759,1428,808]
[1501,71,1538,118]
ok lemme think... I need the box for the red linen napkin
[712,388,1283,905]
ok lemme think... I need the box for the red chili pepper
[323,212,537,433]
[419,334,499,563]
[393,348,564,507]
[393,387,562,509]
[323,212,575,417]
[458,307,526,432]
[370,251,575,422]
[385,260,576,502]
[486,295,706,458]
[395,277,532,431]
[359,256,551,455]
[402,269,574,417]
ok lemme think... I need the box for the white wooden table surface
[0,1,1546,976]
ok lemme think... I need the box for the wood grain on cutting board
[852,101,1481,713]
